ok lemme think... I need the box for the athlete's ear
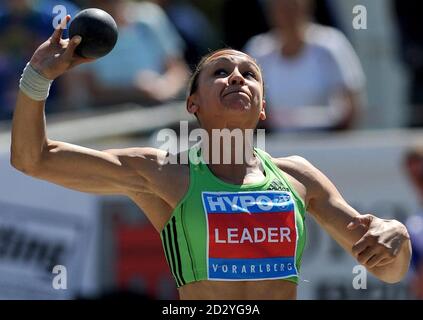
[187,95,199,115]
[259,99,266,121]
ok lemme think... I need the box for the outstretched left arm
[278,156,412,283]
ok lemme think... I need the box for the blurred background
[1,0,423,299]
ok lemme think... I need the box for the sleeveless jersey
[160,146,306,288]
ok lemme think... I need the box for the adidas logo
[268,179,290,192]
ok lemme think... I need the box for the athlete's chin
[221,95,252,111]
[223,102,251,112]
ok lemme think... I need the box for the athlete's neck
[200,137,263,185]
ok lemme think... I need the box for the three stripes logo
[268,179,290,192]
[161,216,186,287]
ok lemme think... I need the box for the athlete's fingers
[357,246,377,265]
[374,257,396,267]
[366,253,386,269]
[51,15,71,43]
[63,36,82,59]
[347,214,373,230]
[352,236,370,257]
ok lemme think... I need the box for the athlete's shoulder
[269,154,319,185]
[275,155,312,166]
[270,154,313,170]
[256,149,317,177]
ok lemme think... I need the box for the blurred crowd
[0,0,422,131]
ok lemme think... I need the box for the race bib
[202,191,298,280]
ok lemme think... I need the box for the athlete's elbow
[10,156,42,177]
[10,151,44,177]
[10,141,54,176]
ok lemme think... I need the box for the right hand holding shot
[29,15,94,80]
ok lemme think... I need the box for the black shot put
[69,8,118,59]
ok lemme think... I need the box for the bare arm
[276,156,411,283]
[11,95,155,196]
[10,16,161,196]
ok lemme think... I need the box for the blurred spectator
[153,0,218,69]
[0,0,59,120]
[221,0,342,53]
[65,0,190,109]
[404,146,423,299]
[392,1,423,127]
[244,0,366,132]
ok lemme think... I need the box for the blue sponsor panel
[209,257,297,280]
[202,191,294,214]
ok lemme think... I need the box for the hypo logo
[204,192,292,213]
[202,191,298,280]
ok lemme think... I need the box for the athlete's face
[187,50,266,129]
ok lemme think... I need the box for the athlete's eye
[214,69,228,77]
[243,71,257,79]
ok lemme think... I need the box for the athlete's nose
[229,68,245,86]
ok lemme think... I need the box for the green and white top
[160,146,306,288]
